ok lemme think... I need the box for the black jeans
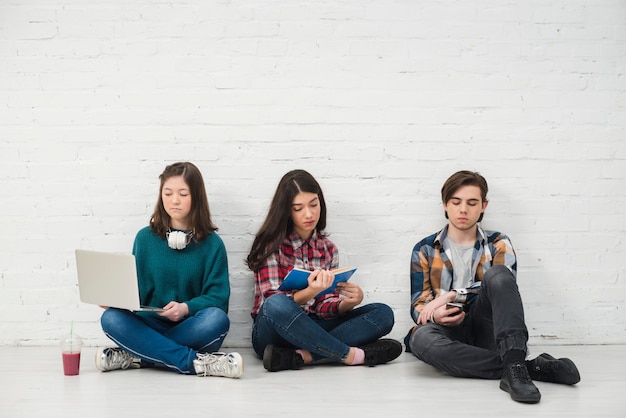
[408,265,529,379]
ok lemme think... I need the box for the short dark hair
[441,170,488,221]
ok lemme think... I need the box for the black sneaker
[263,345,304,372]
[500,363,541,404]
[527,353,580,385]
[359,339,403,366]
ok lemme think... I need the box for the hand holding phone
[446,302,465,316]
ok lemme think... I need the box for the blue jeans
[100,307,229,374]
[408,265,529,379]
[252,294,395,363]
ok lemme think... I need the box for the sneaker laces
[510,363,532,382]
[195,352,238,377]
[104,348,136,370]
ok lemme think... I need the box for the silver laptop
[75,249,164,312]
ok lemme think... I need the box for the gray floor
[1,345,624,417]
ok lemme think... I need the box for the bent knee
[100,308,132,335]
[372,303,395,333]
[197,307,230,332]
[482,265,518,293]
[261,293,293,315]
[410,324,446,357]
[100,308,122,328]
[483,265,515,282]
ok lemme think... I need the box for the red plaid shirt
[251,230,342,319]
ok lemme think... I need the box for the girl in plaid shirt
[246,169,401,372]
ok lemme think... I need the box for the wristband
[453,288,468,303]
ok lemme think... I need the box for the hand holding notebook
[278,266,357,297]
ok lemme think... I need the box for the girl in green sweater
[96,162,243,378]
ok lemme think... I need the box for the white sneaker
[95,347,140,372]
[193,352,244,378]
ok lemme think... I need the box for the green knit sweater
[132,226,230,316]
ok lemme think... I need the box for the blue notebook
[278,267,357,297]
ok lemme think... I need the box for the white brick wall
[1,0,624,347]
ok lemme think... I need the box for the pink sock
[348,348,365,365]
[295,349,306,361]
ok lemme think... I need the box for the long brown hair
[150,162,217,242]
[246,169,327,272]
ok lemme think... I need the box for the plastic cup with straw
[61,321,82,376]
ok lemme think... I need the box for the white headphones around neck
[166,230,192,250]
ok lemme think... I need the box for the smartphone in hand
[446,302,465,316]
